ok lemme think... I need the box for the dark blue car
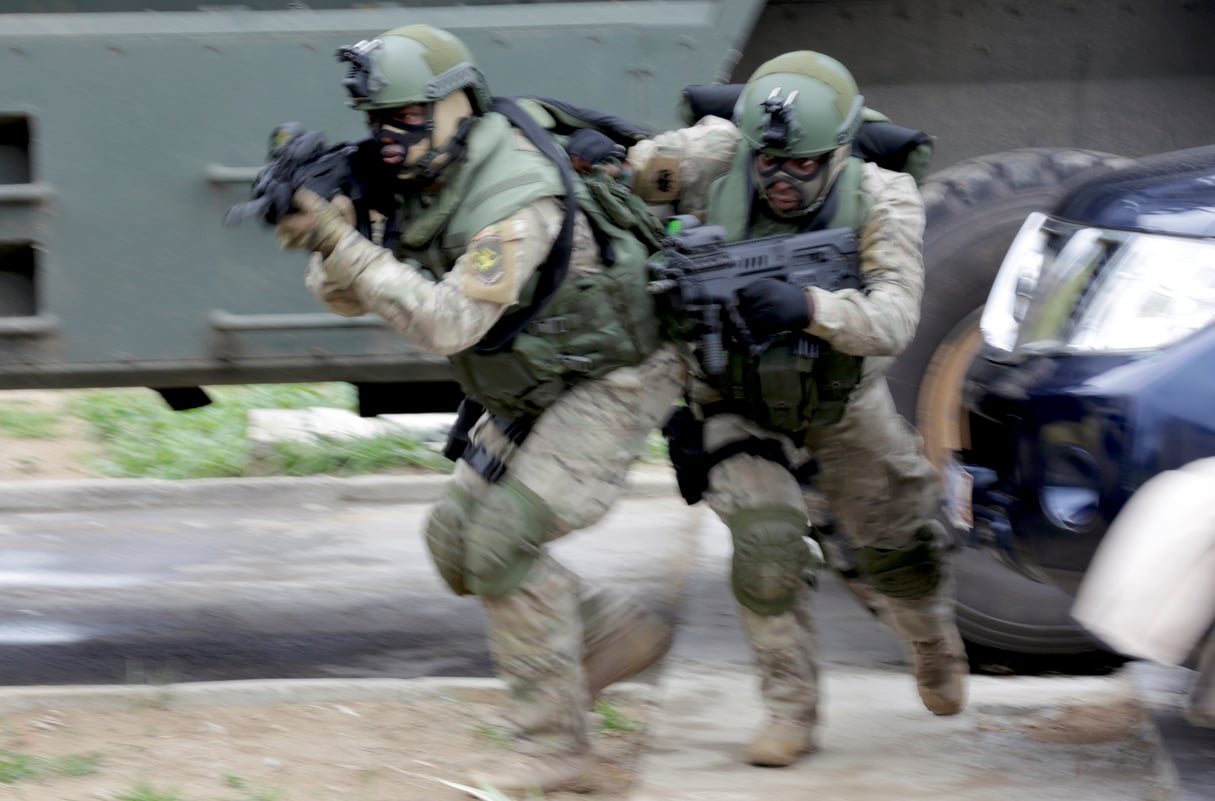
[952,145,1215,598]
[938,145,1215,723]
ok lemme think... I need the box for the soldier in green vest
[627,51,967,767]
[274,24,690,793]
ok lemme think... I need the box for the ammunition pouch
[713,340,863,434]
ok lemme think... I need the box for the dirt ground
[0,687,652,801]
[0,389,107,482]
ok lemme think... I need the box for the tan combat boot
[467,751,592,795]
[582,591,674,703]
[909,623,969,716]
[746,717,815,767]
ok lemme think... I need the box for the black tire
[887,148,1133,656]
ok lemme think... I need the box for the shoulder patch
[462,224,520,304]
[470,232,506,286]
[633,154,682,203]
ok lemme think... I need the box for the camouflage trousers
[436,343,690,755]
[699,368,950,724]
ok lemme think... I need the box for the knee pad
[463,476,555,598]
[726,505,813,616]
[855,524,942,600]
[425,483,477,595]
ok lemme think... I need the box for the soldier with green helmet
[274,24,690,792]
[628,51,966,767]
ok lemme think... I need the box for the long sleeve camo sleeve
[305,197,567,356]
[804,164,927,357]
[626,116,741,218]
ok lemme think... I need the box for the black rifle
[223,122,395,239]
[647,215,861,374]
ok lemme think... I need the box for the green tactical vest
[703,148,872,435]
[394,108,663,421]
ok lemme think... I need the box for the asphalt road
[0,490,910,686]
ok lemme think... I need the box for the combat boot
[467,750,592,794]
[746,717,815,767]
[909,623,968,716]
[581,589,674,703]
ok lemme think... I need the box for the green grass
[114,785,187,801]
[472,722,512,749]
[69,383,450,480]
[0,404,60,438]
[644,430,669,462]
[53,382,664,480]
[270,433,451,477]
[594,699,644,732]
[0,750,101,784]
[112,779,279,801]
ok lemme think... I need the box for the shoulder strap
[517,95,651,146]
[473,97,578,354]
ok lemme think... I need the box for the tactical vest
[393,108,662,421]
[703,149,872,435]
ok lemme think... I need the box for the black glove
[566,128,626,167]
[736,277,813,339]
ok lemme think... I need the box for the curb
[0,676,654,715]
[0,466,680,512]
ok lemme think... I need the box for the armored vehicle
[3,1,1214,657]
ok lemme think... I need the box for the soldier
[273,25,689,792]
[628,51,967,767]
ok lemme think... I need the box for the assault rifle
[223,122,395,238]
[647,216,861,374]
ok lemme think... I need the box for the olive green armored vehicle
[2,0,1214,658]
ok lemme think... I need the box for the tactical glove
[736,277,814,339]
[566,128,626,168]
[275,188,356,257]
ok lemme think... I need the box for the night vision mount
[759,88,802,150]
[337,39,385,103]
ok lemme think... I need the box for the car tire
[885,148,1134,656]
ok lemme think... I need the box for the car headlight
[1067,234,1215,352]
[980,212,1048,354]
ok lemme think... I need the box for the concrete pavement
[0,466,1207,800]
[631,509,1180,801]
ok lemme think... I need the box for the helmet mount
[759,88,803,152]
[337,39,386,105]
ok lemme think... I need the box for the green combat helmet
[734,51,864,218]
[336,24,491,182]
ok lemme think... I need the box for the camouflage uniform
[277,24,692,791]
[304,189,689,759]
[628,114,963,757]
